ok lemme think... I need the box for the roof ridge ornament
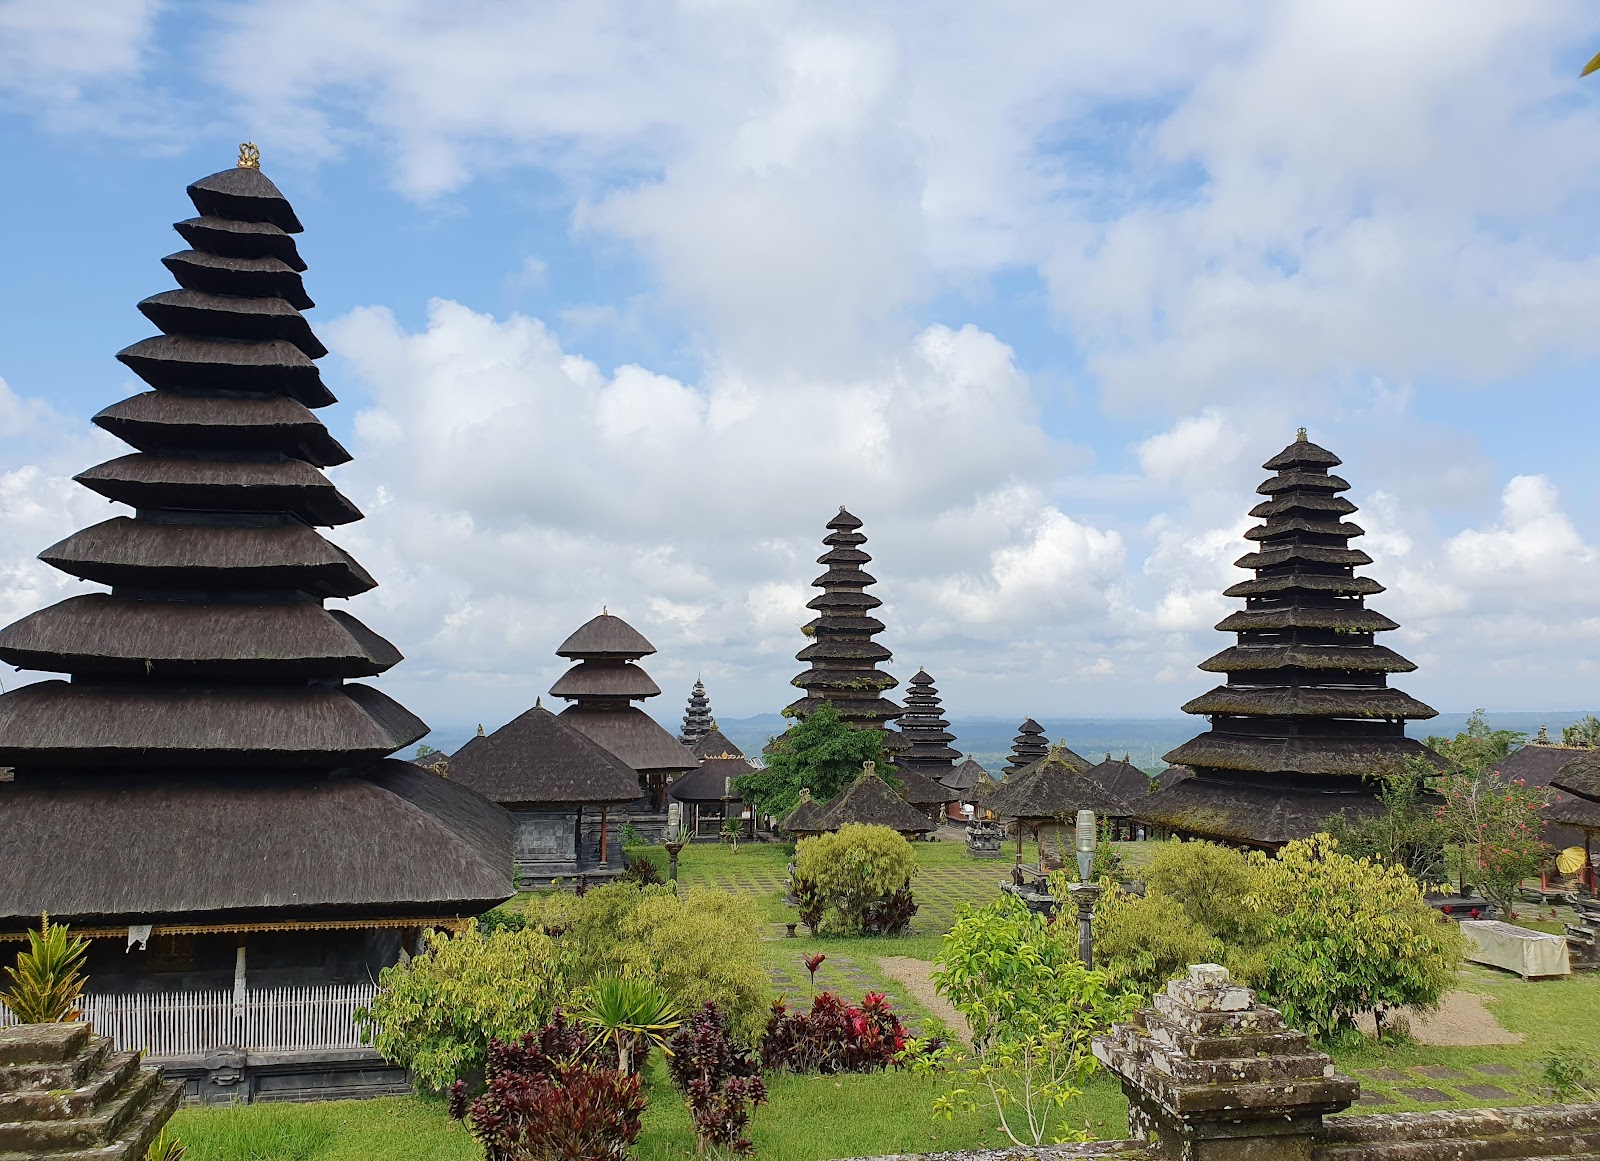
[1296,426,1308,442]
[237,142,261,169]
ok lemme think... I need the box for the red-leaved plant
[761,991,912,1075]
[667,1002,767,1156]
[449,1013,645,1161]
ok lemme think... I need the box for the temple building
[668,727,756,841]
[896,669,961,781]
[788,508,901,739]
[1003,719,1073,777]
[815,763,937,838]
[448,703,643,883]
[1081,755,1157,840]
[551,611,697,843]
[679,679,714,745]
[0,153,510,1093]
[986,748,1131,867]
[1144,431,1438,848]
[778,788,828,837]
[940,756,988,821]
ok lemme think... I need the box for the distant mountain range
[413,708,1595,774]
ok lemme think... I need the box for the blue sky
[3,1,1600,738]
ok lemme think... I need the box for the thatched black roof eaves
[779,790,827,834]
[940,757,987,794]
[1198,644,1417,674]
[559,706,697,774]
[1262,436,1342,470]
[1552,751,1600,802]
[983,754,1130,821]
[1162,732,1441,778]
[669,755,753,803]
[691,727,744,760]
[94,392,350,467]
[188,164,305,232]
[818,768,936,834]
[1134,774,1378,848]
[116,336,333,408]
[162,248,314,308]
[173,216,305,270]
[448,705,642,806]
[76,454,361,526]
[549,661,662,700]
[889,763,954,807]
[1181,684,1437,720]
[556,613,656,659]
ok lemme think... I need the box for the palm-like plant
[1,913,89,1024]
[577,975,682,1074]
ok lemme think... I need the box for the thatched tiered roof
[778,789,828,836]
[680,680,714,744]
[896,669,961,778]
[1553,752,1600,832]
[0,153,510,923]
[787,508,901,732]
[1084,754,1157,807]
[448,705,643,807]
[941,757,988,797]
[1003,719,1052,776]
[672,727,754,804]
[552,612,696,779]
[1145,431,1438,847]
[890,763,955,810]
[817,764,936,835]
[985,749,1131,823]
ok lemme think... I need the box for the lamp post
[664,801,686,895]
[1068,808,1101,969]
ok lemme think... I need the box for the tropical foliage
[735,703,887,818]
[1436,769,1551,915]
[1324,754,1450,882]
[577,975,682,1074]
[0,913,89,1024]
[761,990,911,1075]
[794,823,918,934]
[667,1002,767,1157]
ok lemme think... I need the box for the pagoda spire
[1149,432,1438,847]
[787,507,900,732]
[680,679,714,745]
[896,668,960,778]
[1003,718,1050,777]
[0,155,422,771]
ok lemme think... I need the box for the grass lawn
[170,837,1599,1157]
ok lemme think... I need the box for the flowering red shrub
[449,1013,644,1161]
[760,990,910,1074]
[668,1002,767,1155]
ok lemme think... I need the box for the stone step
[0,1067,161,1153]
[0,1075,180,1161]
[1319,1141,1600,1161]
[0,1050,140,1122]
[0,1036,112,1094]
[0,1024,92,1066]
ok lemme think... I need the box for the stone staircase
[0,1022,180,1161]
[1316,1105,1600,1161]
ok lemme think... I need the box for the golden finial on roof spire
[476,723,485,737]
[1296,426,1308,442]
[237,142,261,169]
[863,759,877,778]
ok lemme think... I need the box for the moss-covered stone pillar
[1092,964,1358,1161]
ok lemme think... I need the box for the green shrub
[1093,886,1223,999]
[795,824,918,934]
[1248,835,1464,1040]
[1,914,88,1024]
[355,923,576,1090]
[524,882,771,1042]
[1140,839,1265,944]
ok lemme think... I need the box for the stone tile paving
[1400,1086,1455,1103]
[1413,1065,1466,1079]
[1355,1062,1544,1112]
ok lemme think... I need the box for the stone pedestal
[0,1021,180,1159]
[1092,964,1357,1161]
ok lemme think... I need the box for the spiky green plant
[577,974,682,1074]
[1,913,89,1024]
[145,1129,186,1161]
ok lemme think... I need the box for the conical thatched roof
[691,727,744,760]
[984,749,1130,822]
[779,788,828,835]
[818,764,936,834]
[941,757,987,795]
[449,705,642,806]
[890,762,954,809]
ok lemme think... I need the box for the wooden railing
[0,983,377,1058]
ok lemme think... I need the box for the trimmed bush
[795,824,918,934]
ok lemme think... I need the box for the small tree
[1324,755,1450,883]
[794,824,918,934]
[576,975,681,1074]
[1563,715,1600,748]
[734,703,885,819]
[1436,770,1551,915]
[1248,836,1463,1041]
[921,895,1129,1145]
[1,913,88,1024]
[1424,709,1525,779]
[356,922,576,1090]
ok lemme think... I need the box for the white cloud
[0,0,163,131]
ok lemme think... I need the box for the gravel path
[876,956,972,1047]
[1354,989,1524,1046]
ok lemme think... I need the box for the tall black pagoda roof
[896,668,961,776]
[0,151,510,923]
[1144,431,1439,848]
[680,679,714,744]
[787,507,901,730]
[1003,718,1052,777]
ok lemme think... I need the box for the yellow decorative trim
[0,916,472,942]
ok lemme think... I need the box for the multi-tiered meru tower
[896,669,960,780]
[679,679,714,745]
[1147,431,1438,847]
[0,151,511,994]
[788,508,901,736]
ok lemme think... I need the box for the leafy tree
[1248,836,1463,1041]
[1324,755,1450,882]
[1562,714,1600,748]
[1424,708,1525,779]
[356,923,577,1090]
[1,913,88,1024]
[921,895,1129,1145]
[1139,838,1265,945]
[794,823,917,934]
[1092,886,1223,1000]
[1436,769,1551,914]
[735,703,886,819]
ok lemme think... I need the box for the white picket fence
[0,983,377,1058]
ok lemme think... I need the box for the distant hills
[414,708,1596,774]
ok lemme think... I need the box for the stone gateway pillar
[1092,964,1358,1161]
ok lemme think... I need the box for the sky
[2,1,1600,737]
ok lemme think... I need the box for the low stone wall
[846,964,1600,1161]
[155,1046,410,1105]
